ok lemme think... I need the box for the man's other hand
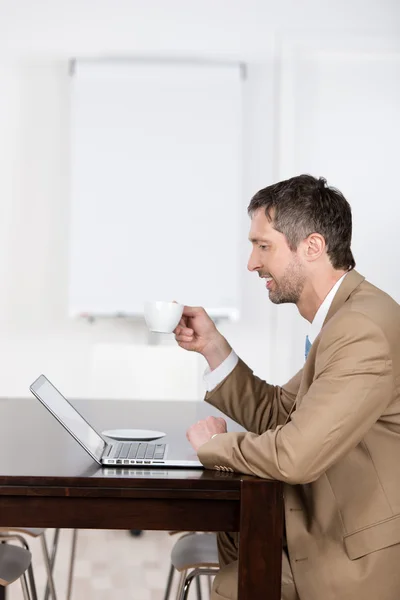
[186,416,227,452]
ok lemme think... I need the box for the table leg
[238,480,283,600]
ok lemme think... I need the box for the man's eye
[259,245,268,250]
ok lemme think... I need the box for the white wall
[1,0,399,55]
[273,33,400,381]
[0,0,399,398]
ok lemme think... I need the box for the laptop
[29,374,203,468]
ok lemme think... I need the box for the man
[174,174,400,600]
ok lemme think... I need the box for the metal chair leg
[176,569,188,600]
[43,529,60,600]
[180,569,219,600]
[181,571,197,600]
[42,528,78,600]
[26,562,38,600]
[163,563,175,600]
[196,575,202,600]
[40,534,58,600]
[207,574,213,598]
[66,530,78,600]
[20,572,33,600]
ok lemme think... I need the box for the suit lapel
[283,270,366,425]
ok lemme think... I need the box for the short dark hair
[248,174,355,271]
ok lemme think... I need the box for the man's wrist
[202,336,232,371]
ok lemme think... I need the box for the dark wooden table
[0,396,283,599]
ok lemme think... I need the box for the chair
[0,528,78,600]
[164,533,219,600]
[0,543,34,600]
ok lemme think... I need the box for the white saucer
[101,428,166,441]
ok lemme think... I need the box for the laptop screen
[30,374,106,463]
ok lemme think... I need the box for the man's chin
[268,291,291,305]
[268,290,280,304]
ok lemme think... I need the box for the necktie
[305,335,312,361]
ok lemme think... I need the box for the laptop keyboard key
[119,443,131,459]
[128,443,140,459]
[136,443,147,459]
[154,444,166,459]
[115,443,123,458]
[145,445,155,459]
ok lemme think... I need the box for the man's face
[247,208,306,305]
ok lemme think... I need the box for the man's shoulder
[350,278,400,321]
[327,277,400,349]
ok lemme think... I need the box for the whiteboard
[68,60,243,319]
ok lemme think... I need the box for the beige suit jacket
[198,270,400,600]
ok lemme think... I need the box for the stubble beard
[268,257,306,305]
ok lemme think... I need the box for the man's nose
[247,250,262,272]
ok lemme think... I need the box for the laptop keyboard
[112,442,166,463]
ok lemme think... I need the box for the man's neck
[297,269,347,323]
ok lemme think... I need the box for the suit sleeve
[204,357,302,433]
[198,312,393,483]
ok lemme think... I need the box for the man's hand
[186,416,227,452]
[174,305,232,370]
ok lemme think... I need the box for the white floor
[7,529,212,600]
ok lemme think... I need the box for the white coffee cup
[144,301,184,334]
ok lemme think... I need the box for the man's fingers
[178,327,194,336]
[182,305,203,317]
[174,317,188,333]
[175,326,194,342]
[176,335,194,344]
[174,325,193,336]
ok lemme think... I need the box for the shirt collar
[308,273,348,344]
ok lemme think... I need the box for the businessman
[174,174,400,600]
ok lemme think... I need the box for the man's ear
[304,233,325,262]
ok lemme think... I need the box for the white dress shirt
[307,273,347,344]
[203,273,348,392]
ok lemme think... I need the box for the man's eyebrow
[249,237,271,243]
